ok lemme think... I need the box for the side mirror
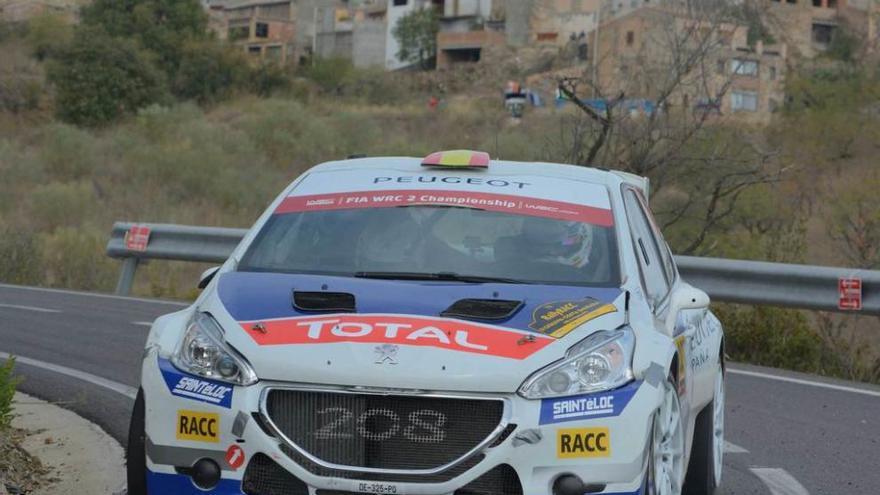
[665,284,710,335]
[198,266,220,290]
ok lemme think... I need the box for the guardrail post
[115,257,139,296]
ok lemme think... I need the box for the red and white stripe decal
[275,189,613,226]
[240,314,554,360]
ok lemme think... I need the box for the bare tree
[546,3,784,255]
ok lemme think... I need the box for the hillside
[1,6,878,384]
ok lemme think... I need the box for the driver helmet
[521,217,594,268]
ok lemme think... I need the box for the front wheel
[647,376,686,495]
[127,388,147,495]
[684,365,725,495]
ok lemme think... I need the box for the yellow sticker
[176,410,219,443]
[557,427,611,458]
[529,298,617,338]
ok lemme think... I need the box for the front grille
[242,453,309,495]
[264,389,505,472]
[281,443,484,483]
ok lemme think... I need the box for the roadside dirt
[0,424,49,495]
[3,393,125,495]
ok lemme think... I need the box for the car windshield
[239,205,620,287]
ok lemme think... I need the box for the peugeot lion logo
[374,344,399,365]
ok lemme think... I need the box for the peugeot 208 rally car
[127,151,725,495]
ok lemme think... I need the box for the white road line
[0,303,61,313]
[751,468,810,495]
[132,321,153,327]
[728,368,880,398]
[0,351,137,400]
[0,283,187,307]
[724,441,749,454]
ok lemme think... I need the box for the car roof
[304,156,635,191]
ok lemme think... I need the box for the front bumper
[143,354,658,495]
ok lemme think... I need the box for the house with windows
[763,0,876,59]
[0,0,82,23]
[586,5,788,123]
[220,0,299,64]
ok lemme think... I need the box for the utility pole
[591,0,602,98]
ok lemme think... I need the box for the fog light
[191,458,221,490]
[553,474,606,495]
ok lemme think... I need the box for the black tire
[683,394,720,495]
[127,388,148,495]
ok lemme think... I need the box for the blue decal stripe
[147,470,243,494]
[539,381,642,425]
[217,271,622,332]
[158,357,234,409]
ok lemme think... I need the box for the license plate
[357,482,399,494]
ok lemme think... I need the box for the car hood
[204,272,625,393]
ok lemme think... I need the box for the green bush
[714,304,838,374]
[80,0,208,75]
[0,357,19,430]
[39,227,117,291]
[300,58,354,94]
[392,7,439,69]
[173,40,251,104]
[48,27,170,126]
[28,181,99,232]
[0,228,43,286]
[0,75,42,113]
[249,62,292,98]
[26,12,73,60]
[38,124,98,180]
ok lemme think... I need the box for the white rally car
[127,151,725,495]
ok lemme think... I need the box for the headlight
[172,313,258,386]
[518,327,634,399]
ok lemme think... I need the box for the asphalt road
[1,282,879,495]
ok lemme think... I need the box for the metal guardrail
[106,223,247,295]
[106,222,880,315]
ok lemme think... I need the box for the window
[731,59,758,76]
[634,191,676,286]
[623,189,670,306]
[255,22,269,38]
[240,205,621,288]
[393,0,407,5]
[247,45,262,56]
[626,31,635,46]
[266,45,282,61]
[716,59,725,74]
[812,23,834,45]
[731,91,758,112]
[228,25,249,41]
[769,66,777,80]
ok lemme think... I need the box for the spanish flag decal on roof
[421,150,490,169]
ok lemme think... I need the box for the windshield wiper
[354,271,528,285]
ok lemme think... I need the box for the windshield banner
[276,170,614,226]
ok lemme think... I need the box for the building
[436,0,602,68]
[0,0,82,23]
[530,0,600,45]
[588,5,788,123]
[436,0,506,68]
[221,0,299,64]
[763,0,875,59]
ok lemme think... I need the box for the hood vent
[440,299,523,322]
[292,291,356,313]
